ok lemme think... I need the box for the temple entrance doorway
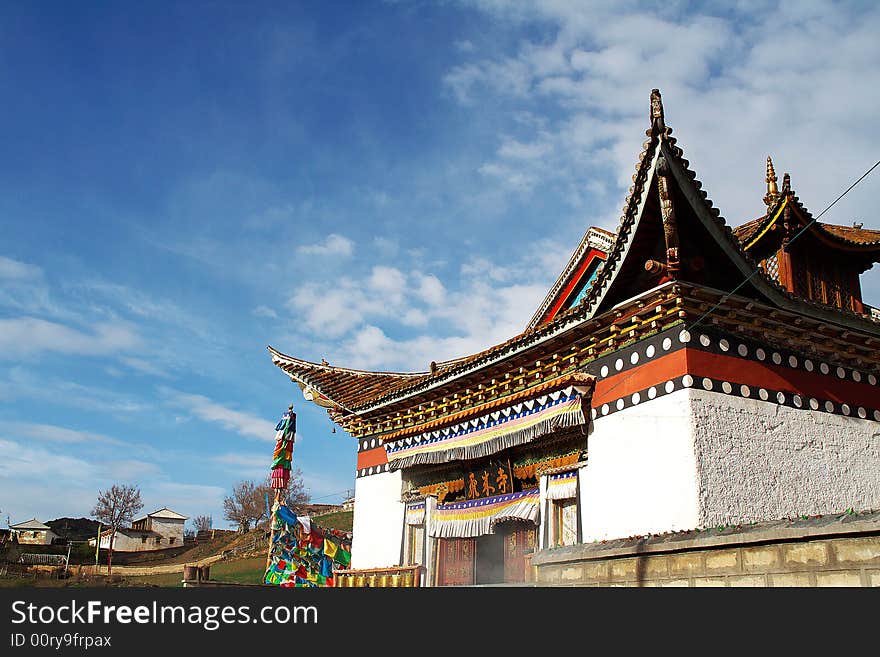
[437,520,536,586]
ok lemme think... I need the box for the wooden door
[437,537,474,586]
[500,521,537,583]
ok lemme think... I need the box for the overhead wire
[590,155,880,404]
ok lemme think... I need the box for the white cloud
[252,305,279,319]
[296,233,355,257]
[120,356,172,378]
[0,438,99,483]
[0,255,42,280]
[210,452,270,480]
[282,234,574,371]
[0,367,149,414]
[446,1,880,237]
[0,317,141,359]
[369,265,406,291]
[145,482,227,520]
[162,389,277,441]
[0,422,125,446]
[373,236,399,256]
[413,273,447,307]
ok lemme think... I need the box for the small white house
[9,519,59,545]
[89,507,189,552]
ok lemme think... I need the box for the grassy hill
[312,510,353,532]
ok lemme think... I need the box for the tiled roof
[732,216,766,244]
[270,89,880,422]
[818,223,880,246]
[268,348,429,411]
[733,215,880,250]
[9,519,51,531]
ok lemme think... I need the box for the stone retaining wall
[532,512,880,587]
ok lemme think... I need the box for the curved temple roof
[270,89,880,423]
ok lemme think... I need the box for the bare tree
[223,469,309,532]
[285,468,310,514]
[193,515,212,532]
[91,483,143,576]
[223,480,261,533]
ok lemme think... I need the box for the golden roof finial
[650,88,665,135]
[763,155,779,207]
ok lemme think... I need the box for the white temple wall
[580,389,700,541]
[691,389,880,527]
[350,470,404,569]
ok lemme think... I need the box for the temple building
[268,90,880,586]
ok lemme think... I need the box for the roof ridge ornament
[650,88,666,136]
[764,155,779,207]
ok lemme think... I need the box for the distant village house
[88,507,188,552]
[9,519,60,545]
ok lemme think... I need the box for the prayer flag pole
[265,403,296,581]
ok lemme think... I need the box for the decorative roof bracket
[656,154,681,277]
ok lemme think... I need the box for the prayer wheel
[354,574,366,587]
[183,565,198,582]
[389,574,401,587]
[401,570,413,587]
[378,574,390,587]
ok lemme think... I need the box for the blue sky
[2,1,879,529]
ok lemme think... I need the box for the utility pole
[94,523,101,567]
[64,542,72,577]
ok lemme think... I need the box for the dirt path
[79,553,225,577]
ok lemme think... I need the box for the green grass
[311,510,353,532]
[123,556,267,587]
[0,556,269,588]
[208,557,266,584]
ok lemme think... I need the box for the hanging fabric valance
[545,470,578,501]
[405,502,426,526]
[429,489,540,538]
[385,387,589,470]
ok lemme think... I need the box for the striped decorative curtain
[405,502,426,526]
[545,470,578,501]
[385,386,590,470]
[428,489,540,538]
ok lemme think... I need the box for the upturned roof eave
[348,278,679,416]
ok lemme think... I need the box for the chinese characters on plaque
[465,459,514,500]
